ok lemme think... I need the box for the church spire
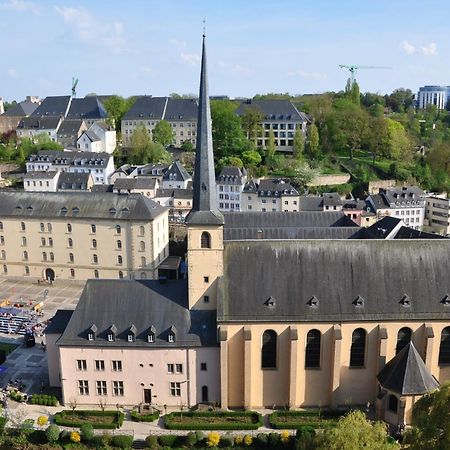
[185,34,224,226]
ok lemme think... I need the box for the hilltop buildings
[417,85,450,110]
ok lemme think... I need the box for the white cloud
[54,5,126,53]
[400,40,416,55]
[0,0,40,15]
[6,68,17,78]
[169,38,186,49]
[287,69,327,80]
[180,53,200,65]
[421,42,437,56]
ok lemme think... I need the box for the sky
[1,0,450,102]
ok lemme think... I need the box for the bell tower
[185,34,224,310]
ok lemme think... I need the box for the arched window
[116,225,121,234]
[139,226,145,236]
[439,327,450,365]
[40,223,45,232]
[67,223,72,233]
[49,252,54,262]
[201,232,211,249]
[21,222,26,231]
[22,237,27,246]
[23,251,28,261]
[2,265,7,274]
[68,238,73,248]
[139,241,145,251]
[305,329,321,368]
[118,271,124,279]
[70,268,75,278]
[47,223,52,232]
[0,222,3,231]
[69,253,74,263]
[42,252,47,262]
[261,330,277,369]
[350,328,366,367]
[117,255,123,265]
[92,239,97,249]
[396,327,412,354]
[141,257,146,267]
[117,240,122,249]
[93,254,98,264]
[202,385,209,402]
[141,272,147,279]
[91,224,96,233]
[0,250,5,260]
[94,269,99,279]
[388,394,398,413]
[48,238,53,247]
[24,266,29,276]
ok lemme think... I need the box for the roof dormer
[127,324,137,342]
[107,324,117,342]
[87,324,97,341]
[168,325,177,343]
[147,325,156,343]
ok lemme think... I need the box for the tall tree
[130,124,171,164]
[152,120,174,147]
[306,123,320,159]
[368,116,389,162]
[241,106,263,144]
[103,95,136,133]
[293,129,305,159]
[385,118,412,160]
[265,127,276,165]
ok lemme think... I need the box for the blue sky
[1,0,450,101]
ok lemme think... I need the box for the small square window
[200,362,207,371]
[204,276,209,283]
[203,295,210,303]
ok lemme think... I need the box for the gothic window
[201,232,211,249]
[305,329,321,368]
[350,328,366,367]
[261,330,277,369]
[388,394,398,413]
[439,327,450,364]
[396,327,412,354]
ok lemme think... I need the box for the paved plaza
[0,277,85,395]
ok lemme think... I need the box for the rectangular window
[203,295,210,303]
[112,381,124,396]
[201,362,207,371]
[78,380,89,395]
[112,360,122,372]
[95,360,105,371]
[96,380,107,396]
[77,360,87,371]
[170,382,181,396]
[204,276,209,283]
[167,363,174,373]
[175,364,183,373]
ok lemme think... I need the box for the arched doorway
[45,268,55,281]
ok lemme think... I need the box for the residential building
[216,166,247,212]
[57,172,94,192]
[242,178,300,212]
[425,194,450,235]
[56,119,87,149]
[235,99,310,153]
[16,116,63,141]
[0,191,168,281]
[121,97,198,147]
[161,161,191,189]
[76,122,116,154]
[23,171,59,192]
[0,99,39,134]
[30,95,72,118]
[113,177,159,198]
[367,186,426,230]
[417,85,450,110]
[154,188,193,223]
[66,97,107,126]
[26,151,114,185]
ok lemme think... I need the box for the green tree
[317,410,398,450]
[152,120,174,147]
[45,424,60,443]
[293,129,305,159]
[333,108,369,159]
[368,116,389,162]
[385,88,414,113]
[241,150,262,167]
[306,123,320,159]
[292,161,320,187]
[241,106,263,144]
[218,156,244,169]
[385,118,412,160]
[130,124,171,164]
[103,95,136,132]
[181,139,194,152]
[428,141,450,175]
[265,127,276,165]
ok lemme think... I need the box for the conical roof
[377,341,439,395]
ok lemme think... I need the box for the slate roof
[3,101,38,117]
[164,98,198,121]
[235,99,309,123]
[57,119,84,136]
[57,279,217,348]
[0,191,166,220]
[377,342,439,395]
[57,172,91,190]
[123,97,198,121]
[299,196,323,211]
[162,161,191,181]
[84,130,100,142]
[31,96,71,117]
[217,166,247,184]
[322,192,343,207]
[45,309,74,334]
[224,227,360,240]
[218,240,450,322]
[243,179,298,196]
[156,188,193,199]
[114,177,157,191]
[17,116,61,130]
[138,163,169,176]
[28,151,111,168]
[66,97,107,120]
[23,171,59,180]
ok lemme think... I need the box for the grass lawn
[165,411,263,430]
[269,410,343,429]
[169,415,255,425]
[0,342,18,355]
[54,410,124,429]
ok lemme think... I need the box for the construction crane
[339,64,391,87]
[71,77,79,97]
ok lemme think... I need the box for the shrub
[256,433,269,446]
[244,434,253,446]
[296,426,316,440]
[29,394,58,406]
[45,424,60,443]
[186,431,197,446]
[145,434,159,449]
[59,429,70,441]
[195,430,205,443]
[269,432,280,447]
[70,431,81,443]
[221,433,234,447]
[36,415,48,428]
[0,417,7,431]
[54,409,124,429]
[207,431,220,447]
[80,423,95,442]
[111,434,134,449]
[158,435,179,447]
[234,435,243,446]
[131,409,160,422]
[281,430,291,444]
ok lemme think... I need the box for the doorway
[45,268,55,281]
[201,385,208,402]
[143,388,152,404]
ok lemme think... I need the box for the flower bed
[269,409,343,429]
[164,410,263,430]
[54,410,124,429]
[131,408,160,422]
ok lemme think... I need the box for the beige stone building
[0,192,168,281]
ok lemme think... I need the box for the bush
[234,435,244,446]
[221,433,234,447]
[45,424,60,443]
[207,431,220,447]
[296,425,316,440]
[269,410,342,429]
[244,434,253,446]
[256,433,269,446]
[186,431,197,446]
[80,423,95,442]
[59,429,70,441]
[269,432,280,447]
[0,417,7,431]
[29,394,58,406]
[158,435,179,447]
[36,415,48,428]
[111,434,134,449]
[70,431,81,443]
[280,430,291,444]
[131,409,160,422]
[146,434,159,449]
[195,430,205,443]
[54,409,124,429]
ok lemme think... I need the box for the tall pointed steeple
[185,34,224,225]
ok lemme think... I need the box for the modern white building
[77,122,116,154]
[23,171,60,192]
[417,86,450,110]
[216,166,247,211]
[425,194,450,235]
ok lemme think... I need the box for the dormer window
[127,334,134,342]
[88,333,94,341]
[87,324,97,341]
[127,324,136,342]
[168,334,174,343]
[107,324,117,341]
[107,334,114,342]
[147,325,156,343]
[168,325,177,343]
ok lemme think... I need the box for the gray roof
[377,342,439,395]
[224,227,359,240]
[162,161,191,182]
[235,99,309,123]
[0,191,166,221]
[17,116,61,130]
[28,151,111,169]
[57,172,91,190]
[114,177,157,191]
[84,130,100,142]
[2,101,38,117]
[45,309,74,334]
[185,37,224,226]
[217,166,247,184]
[57,119,84,136]
[322,192,343,207]
[57,279,217,348]
[299,196,323,211]
[31,96,71,117]
[23,171,59,180]
[218,240,450,322]
[244,178,298,196]
[66,97,107,120]
[371,186,426,210]
[123,97,197,121]
[156,188,193,199]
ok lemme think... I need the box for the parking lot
[0,277,86,395]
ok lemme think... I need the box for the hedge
[269,410,342,429]
[29,394,58,406]
[111,434,133,449]
[130,409,160,422]
[164,411,263,430]
[54,410,124,429]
